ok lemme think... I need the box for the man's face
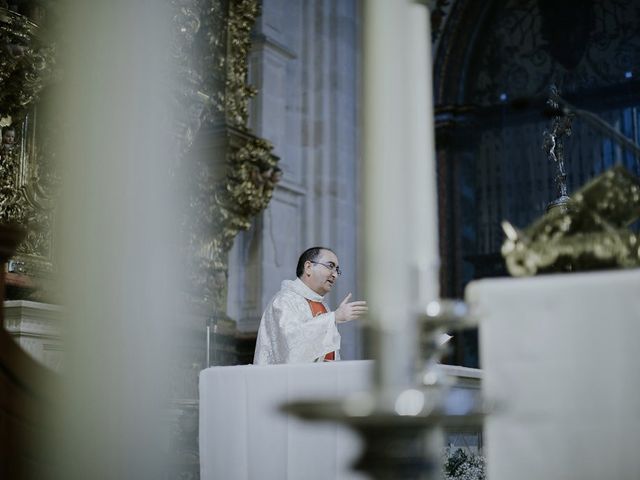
[302,249,339,296]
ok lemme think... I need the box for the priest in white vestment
[253,247,368,364]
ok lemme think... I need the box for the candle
[362,0,439,390]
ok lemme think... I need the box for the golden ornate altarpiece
[0,7,56,295]
[0,0,279,320]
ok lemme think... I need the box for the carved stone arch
[437,0,640,108]
[433,0,495,107]
[433,1,497,310]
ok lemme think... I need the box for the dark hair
[296,246,335,278]
[1,126,14,135]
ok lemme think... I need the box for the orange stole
[306,299,335,361]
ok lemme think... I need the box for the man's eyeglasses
[310,261,342,276]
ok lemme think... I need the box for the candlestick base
[545,194,571,213]
[283,387,484,480]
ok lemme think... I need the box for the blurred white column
[362,0,439,390]
[53,2,179,479]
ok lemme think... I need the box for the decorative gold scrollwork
[502,166,640,276]
[0,8,55,120]
[225,0,259,128]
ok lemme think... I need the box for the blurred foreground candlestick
[285,3,484,480]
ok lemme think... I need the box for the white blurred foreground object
[54,2,178,479]
[467,269,640,480]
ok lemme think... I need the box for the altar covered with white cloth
[199,360,481,480]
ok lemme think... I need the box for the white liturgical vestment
[253,278,341,364]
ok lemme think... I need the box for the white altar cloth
[199,360,371,480]
[199,360,482,480]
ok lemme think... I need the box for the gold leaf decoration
[502,166,640,276]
